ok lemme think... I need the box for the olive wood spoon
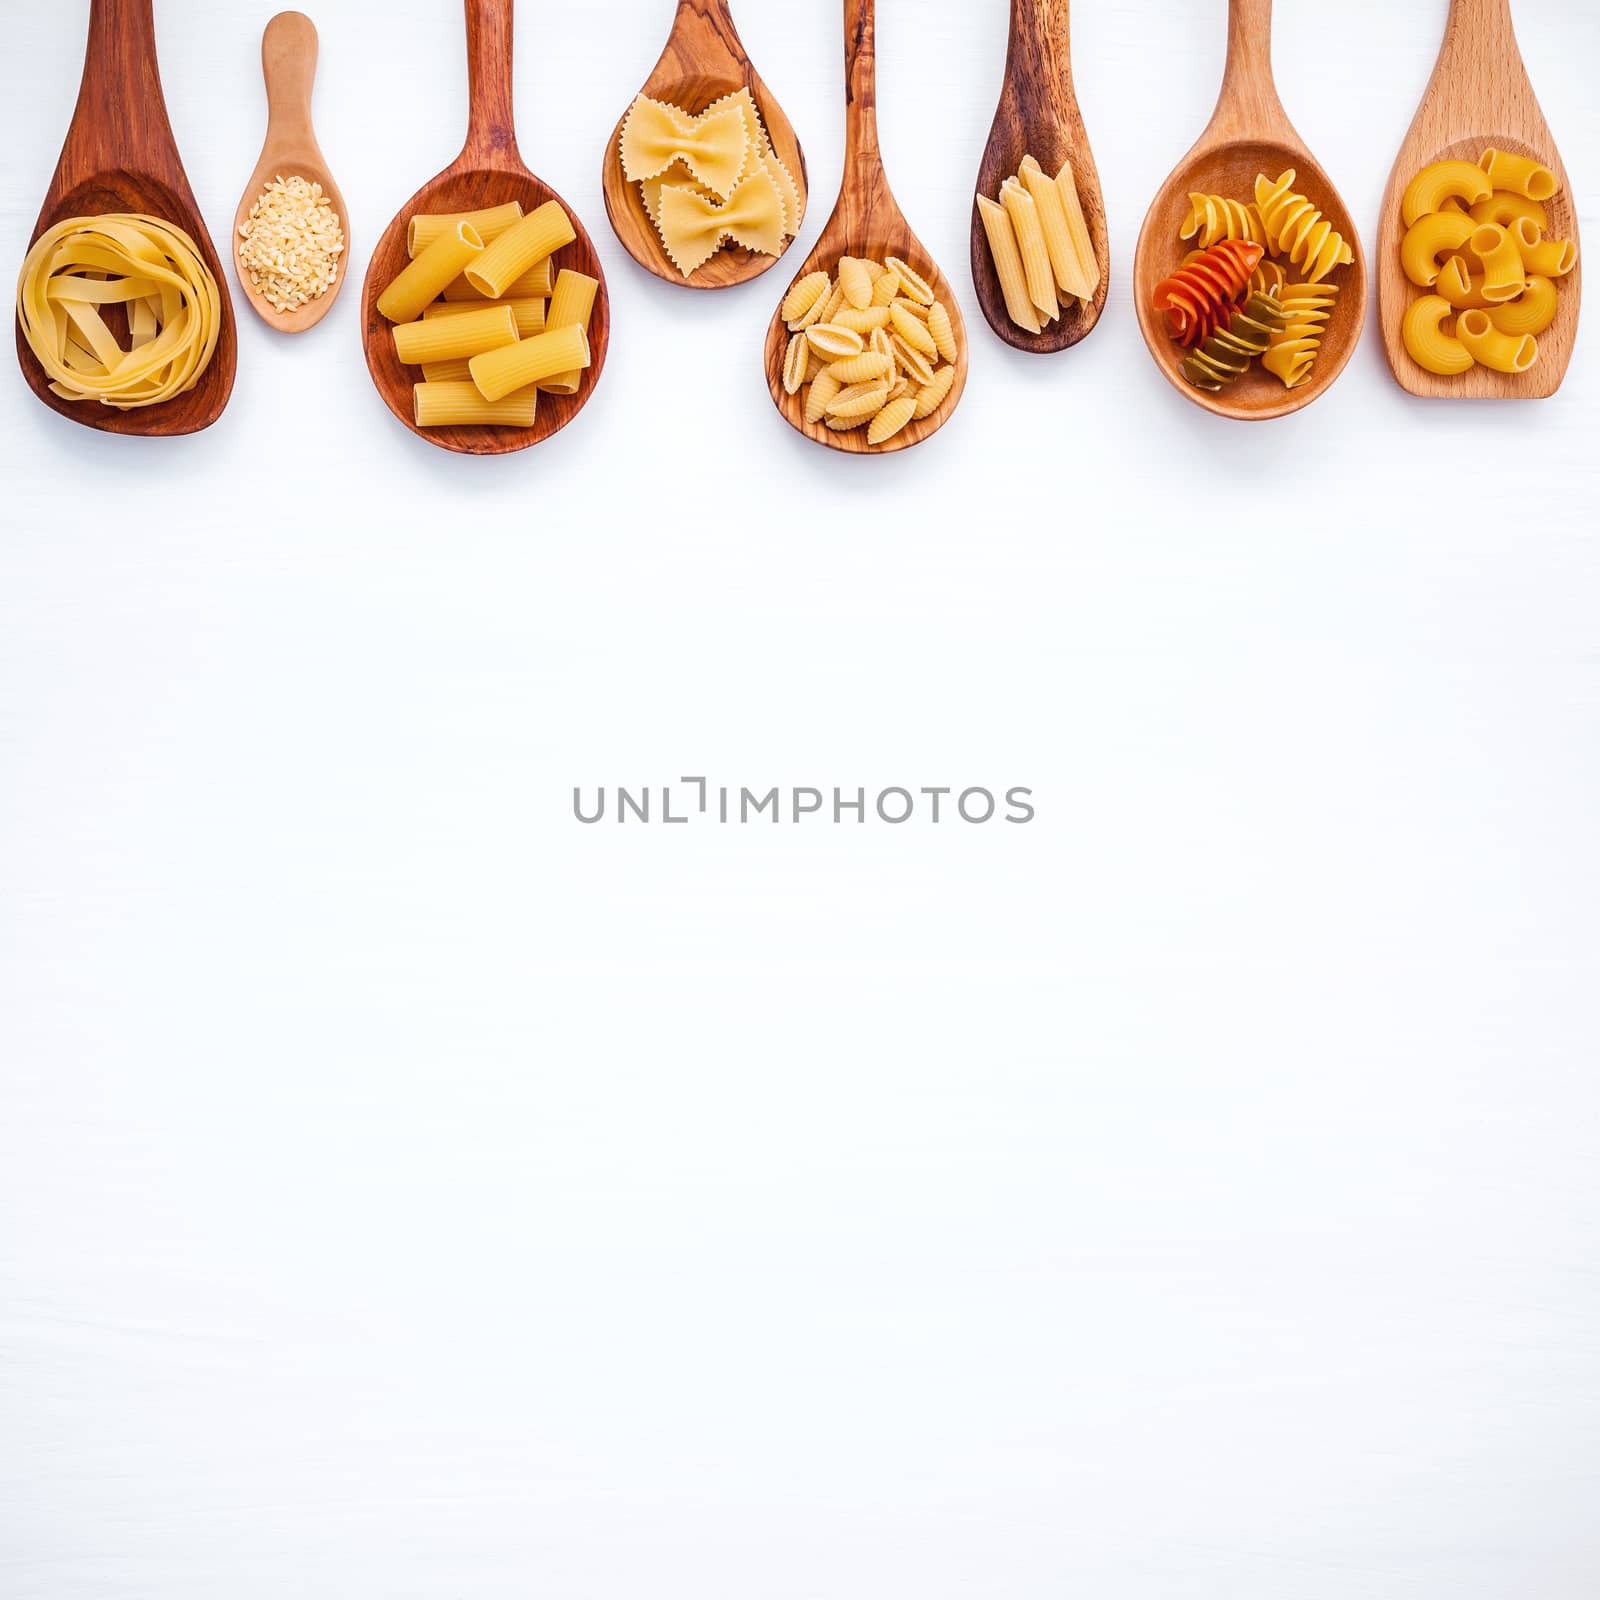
[233,12,350,333]
[1132,0,1367,420]
[16,0,237,436]
[602,0,808,288]
[1376,0,1580,399]
[359,0,610,455]
[971,0,1109,353]
[763,0,968,455]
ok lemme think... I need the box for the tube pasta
[424,297,547,339]
[1402,296,1475,376]
[1479,148,1556,203]
[422,358,474,382]
[441,260,554,301]
[1469,192,1547,232]
[1000,177,1059,321]
[1400,210,1475,287]
[1436,255,1491,310]
[1488,275,1559,337]
[469,323,590,403]
[393,303,518,365]
[1509,217,1576,278]
[414,379,538,429]
[1401,159,1492,227]
[464,202,576,299]
[1456,308,1536,373]
[408,202,524,257]
[1469,223,1527,302]
[1017,155,1084,299]
[976,193,1040,334]
[378,221,483,323]
[16,212,222,409]
[540,269,600,395]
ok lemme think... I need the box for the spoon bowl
[971,0,1109,354]
[1133,0,1366,421]
[233,11,350,334]
[17,0,236,436]
[764,0,967,455]
[603,0,807,289]
[360,0,609,455]
[1376,0,1580,400]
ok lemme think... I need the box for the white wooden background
[2,2,1597,1596]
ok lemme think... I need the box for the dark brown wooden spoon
[602,0,808,289]
[971,0,1110,353]
[16,0,237,436]
[359,0,609,455]
[763,0,968,455]
[1132,0,1367,420]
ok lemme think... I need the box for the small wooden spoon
[1132,0,1367,421]
[359,0,610,456]
[970,0,1110,353]
[233,12,350,333]
[602,0,808,289]
[1377,0,1580,400]
[16,0,237,436]
[763,0,968,455]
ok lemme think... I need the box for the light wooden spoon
[763,0,968,455]
[1377,0,1580,400]
[359,0,609,455]
[16,0,236,436]
[970,0,1109,353]
[602,0,808,289]
[1133,0,1367,420]
[233,12,350,333]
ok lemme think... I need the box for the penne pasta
[976,193,1040,334]
[1017,155,1084,301]
[1052,160,1101,299]
[1000,177,1059,322]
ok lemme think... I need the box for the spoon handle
[842,0,881,168]
[1209,0,1289,142]
[462,0,520,166]
[262,12,318,138]
[72,0,172,171]
[1005,0,1074,105]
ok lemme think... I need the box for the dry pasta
[408,202,524,257]
[778,252,959,447]
[620,88,799,278]
[424,296,546,339]
[393,302,518,366]
[976,154,1099,335]
[469,322,590,403]
[541,270,600,396]
[16,212,223,409]
[464,202,576,299]
[1255,170,1354,283]
[414,380,538,429]
[378,220,483,323]
[1393,148,1571,382]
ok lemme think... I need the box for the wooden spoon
[602,0,808,289]
[763,0,968,455]
[1132,0,1367,420]
[1377,0,1580,400]
[970,0,1110,353]
[233,12,350,333]
[359,0,610,455]
[15,0,237,436]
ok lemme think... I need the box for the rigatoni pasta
[373,194,599,431]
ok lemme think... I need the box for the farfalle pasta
[779,254,959,447]
[619,89,799,278]
[1396,150,1576,380]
